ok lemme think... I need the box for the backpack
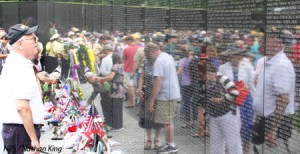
[217,73,249,106]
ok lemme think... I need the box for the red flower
[68,125,77,132]
[78,122,84,129]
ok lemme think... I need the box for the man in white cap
[0,24,44,154]
[46,33,59,58]
[84,67,102,105]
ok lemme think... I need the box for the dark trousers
[252,115,292,145]
[44,56,69,78]
[182,85,197,121]
[111,98,123,129]
[2,124,41,154]
[61,58,70,79]
[44,56,58,73]
[87,91,100,105]
[100,92,112,126]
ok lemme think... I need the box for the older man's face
[20,34,38,58]
[87,76,96,84]
[144,49,156,63]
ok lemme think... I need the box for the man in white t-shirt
[98,44,113,127]
[99,44,113,77]
[0,24,44,154]
[145,42,180,153]
[253,36,295,150]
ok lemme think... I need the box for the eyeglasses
[21,36,38,43]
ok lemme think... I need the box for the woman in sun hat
[218,44,255,154]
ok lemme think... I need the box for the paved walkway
[39,83,300,154]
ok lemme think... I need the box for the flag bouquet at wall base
[43,79,110,153]
[44,78,88,140]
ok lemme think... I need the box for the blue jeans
[240,94,254,142]
[181,85,197,121]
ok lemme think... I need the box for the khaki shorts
[124,72,134,87]
[155,100,177,124]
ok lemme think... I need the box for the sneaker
[156,142,169,151]
[158,145,178,153]
[104,125,111,132]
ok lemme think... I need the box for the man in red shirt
[123,36,140,108]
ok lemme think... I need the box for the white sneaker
[159,145,178,153]
[157,142,169,151]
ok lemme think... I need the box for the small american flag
[82,105,104,135]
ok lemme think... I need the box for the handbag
[138,101,146,128]
[252,116,265,144]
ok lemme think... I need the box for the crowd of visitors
[0,23,299,154]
